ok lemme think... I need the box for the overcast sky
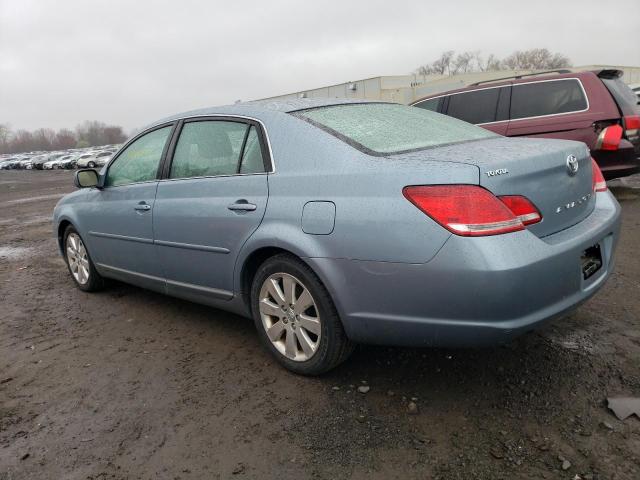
[1,0,639,132]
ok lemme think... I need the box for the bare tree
[0,124,11,152]
[416,50,455,75]
[0,122,127,154]
[54,129,76,150]
[502,48,571,70]
[452,51,475,74]
[474,52,501,72]
[416,48,571,77]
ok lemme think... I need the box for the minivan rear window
[511,79,588,120]
[601,77,639,116]
[293,103,497,155]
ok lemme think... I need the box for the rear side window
[294,103,496,155]
[446,88,501,124]
[170,121,248,178]
[413,97,442,112]
[239,126,265,174]
[511,79,587,120]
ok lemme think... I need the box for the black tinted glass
[601,77,639,115]
[511,79,587,120]
[414,97,441,112]
[446,88,501,124]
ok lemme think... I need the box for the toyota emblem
[566,155,579,176]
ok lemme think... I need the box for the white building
[259,65,640,105]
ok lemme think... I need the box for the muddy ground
[1,170,639,480]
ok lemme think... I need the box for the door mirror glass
[75,169,99,188]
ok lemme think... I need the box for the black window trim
[159,114,274,182]
[411,77,590,126]
[100,121,177,189]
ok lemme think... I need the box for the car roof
[412,70,598,103]
[147,98,384,129]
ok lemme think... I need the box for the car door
[153,118,270,303]
[79,124,174,291]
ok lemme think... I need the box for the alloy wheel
[258,273,321,361]
[66,233,90,285]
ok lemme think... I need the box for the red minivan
[412,70,640,179]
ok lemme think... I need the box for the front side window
[446,88,501,124]
[511,79,587,120]
[294,103,496,155]
[105,126,172,187]
[169,121,249,178]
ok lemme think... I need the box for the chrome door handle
[228,200,257,212]
[134,203,151,211]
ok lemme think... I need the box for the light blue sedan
[53,99,621,374]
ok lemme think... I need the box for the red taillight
[624,115,640,130]
[497,195,542,226]
[403,185,535,237]
[595,124,623,151]
[624,115,640,141]
[591,158,607,192]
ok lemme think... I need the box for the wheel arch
[57,218,74,252]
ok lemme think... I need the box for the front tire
[251,254,353,375]
[63,226,104,292]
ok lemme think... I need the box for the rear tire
[251,253,353,375]
[63,226,104,292]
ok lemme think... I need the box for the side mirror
[74,169,100,188]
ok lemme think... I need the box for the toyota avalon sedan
[53,99,621,375]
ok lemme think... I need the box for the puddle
[0,246,32,260]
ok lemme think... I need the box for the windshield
[293,103,497,155]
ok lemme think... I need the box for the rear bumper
[593,145,640,179]
[307,191,621,347]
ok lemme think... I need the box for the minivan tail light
[592,158,607,192]
[497,196,542,225]
[595,124,623,151]
[623,115,640,140]
[403,185,525,237]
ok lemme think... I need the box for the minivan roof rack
[470,69,572,86]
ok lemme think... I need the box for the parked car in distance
[0,157,20,169]
[75,153,96,169]
[54,99,620,375]
[412,69,640,179]
[18,158,34,169]
[77,151,113,169]
[44,154,76,170]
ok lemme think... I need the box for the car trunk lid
[390,136,595,238]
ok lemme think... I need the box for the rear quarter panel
[237,112,480,267]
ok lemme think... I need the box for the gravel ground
[1,170,639,480]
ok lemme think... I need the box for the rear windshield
[601,77,639,115]
[293,103,497,155]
